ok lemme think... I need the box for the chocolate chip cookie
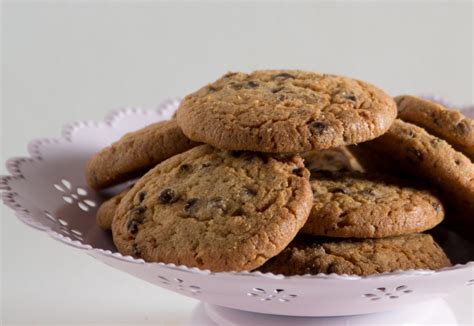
[396,95,474,161]
[111,144,312,272]
[350,120,474,216]
[96,187,131,230]
[302,171,444,238]
[176,70,397,153]
[258,234,452,276]
[86,120,200,190]
[301,147,363,173]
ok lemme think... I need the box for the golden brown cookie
[302,171,444,238]
[396,95,474,161]
[96,187,131,230]
[301,147,363,173]
[86,120,199,189]
[258,234,452,276]
[177,70,397,153]
[112,145,312,272]
[350,120,474,216]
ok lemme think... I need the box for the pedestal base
[190,299,456,325]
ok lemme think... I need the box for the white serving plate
[1,98,473,317]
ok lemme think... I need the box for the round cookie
[301,147,363,173]
[396,95,474,161]
[176,70,397,153]
[302,171,444,238]
[86,120,200,190]
[96,186,131,230]
[257,234,452,276]
[111,145,313,272]
[350,119,474,216]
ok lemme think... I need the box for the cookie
[396,95,474,161]
[86,120,200,189]
[350,120,474,215]
[111,145,313,272]
[96,187,131,230]
[176,70,397,153]
[257,234,452,276]
[301,147,363,173]
[302,171,444,238]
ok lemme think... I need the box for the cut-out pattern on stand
[158,276,202,295]
[54,179,96,211]
[363,286,413,301]
[247,288,298,302]
[44,211,84,242]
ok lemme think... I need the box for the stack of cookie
[87,70,474,276]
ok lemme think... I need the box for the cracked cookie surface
[396,95,474,161]
[350,120,474,216]
[86,120,200,189]
[176,70,397,153]
[257,233,451,276]
[302,171,444,238]
[111,144,312,272]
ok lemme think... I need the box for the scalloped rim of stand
[1,97,473,282]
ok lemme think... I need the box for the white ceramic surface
[1,99,473,317]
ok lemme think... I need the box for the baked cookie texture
[96,187,131,230]
[112,145,313,272]
[396,95,474,161]
[301,147,363,173]
[86,120,199,190]
[302,171,444,238]
[257,234,452,276]
[176,70,397,153]
[350,120,474,215]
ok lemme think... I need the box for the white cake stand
[1,98,473,319]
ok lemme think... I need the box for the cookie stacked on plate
[87,70,473,275]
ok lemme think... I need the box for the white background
[1,1,473,324]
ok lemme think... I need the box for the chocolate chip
[343,94,357,101]
[245,81,259,88]
[230,83,243,90]
[361,188,375,196]
[231,207,244,216]
[310,122,330,135]
[224,72,238,78]
[454,159,461,165]
[430,138,441,148]
[210,197,227,212]
[406,129,415,138]
[138,191,146,202]
[432,202,441,213]
[292,167,304,177]
[332,188,348,194]
[242,186,257,197]
[129,206,146,220]
[271,73,295,80]
[230,151,242,158]
[455,121,470,135]
[127,219,140,234]
[131,243,141,257]
[158,188,179,204]
[208,85,219,92]
[271,87,284,93]
[179,164,192,174]
[184,198,199,214]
